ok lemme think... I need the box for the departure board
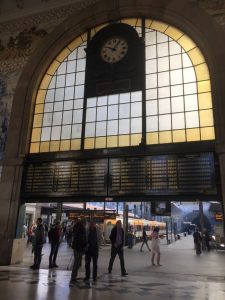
[109,153,216,195]
[22,159,108,199]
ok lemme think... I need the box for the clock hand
[103,46,115,51]
[114,40,121,49]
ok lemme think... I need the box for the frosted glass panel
[64,100,73,111]
[74,99,83,109]
[146,88,157,100]
[41,127,51,141]
[98,96,107,106]
[131,118,142,133]
[56,75,65,88]
[44,103,53,113]
[57,62,66,74]
[119,103,130,118]
[171,96,184,112]
[145,30,156,45]
[157,32,168,43]
[172,113,185,129]
[76,72,85,85]
[75,85,84,98]
[61,125,71,139]
[159,114,171,130]
[64,86,74,100]
[146,45,156,59]
[97,106,107,121]
[158,72,169,86]
[67,60,76,73]
[184,83,197,94]
[85,123,95,137]
[43,113,52,126]
[184,94,198,111]
[51,126,61,140]
[146,74,157,89]
[76,59,86,71]
[66,73,75,86]
[73,109,83,123]
[131,91,142,102]
[169,41,181,55]
[158,57,169,72]
[55,88,64,101]
[63,111,72,124]
[157,42,168,57]
[53,112,62,125]
[186,111,199,128]
[182,53,192,67]
[120,93,130,103]
[108,94,119,105]
[96,122,107,136]
[147,116,158,132]
[146,59,157,74]
[107,120,118,135]
[54,101,63,111]
[45,89,55,102]
[146,100,157,116]
[131,102,142,117]
[171,85,183,97]
[170,54,182,69]
[72,124,82,138]
[86,108,96,122]
[108,105,118,120]
[119,119,130,134]
[171,70,183,85]
[158,87,170,98]
[183,67,196,83]
[159,98,171,114]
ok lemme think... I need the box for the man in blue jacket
[108,220,128,276]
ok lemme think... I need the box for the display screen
[151,201,171,216]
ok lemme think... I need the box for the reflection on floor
[0,235,224,300]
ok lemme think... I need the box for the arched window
[30,18,214,153]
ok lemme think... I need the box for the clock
[100,36,128,63]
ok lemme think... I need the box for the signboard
[67,210,116,222]
[151,201,171,216]
[215,212,223,221]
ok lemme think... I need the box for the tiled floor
[0,235,224,299]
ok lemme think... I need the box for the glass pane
[169,41,181,55]
[184,94,198,111]
[159,114,171,130]
[146,100,157,116]
[43,113,53,126]
[72,124,82,138]
[96,121,107,136]
[146,116,158,132]
[87,97,97,107]
[76,72,85,85]
[55,88,64,101]
[146,45,156,59]
[119,119,130,134]
[199,109,214,127]
[108,94,119,105]
[68,49,77,60]
[85,122,95,137]
[145,30,156,45]
[119,103,130,118]
[76,59,86,71]
[146,88,157,100]
[108,105,118,120]
[64,100,73,111]
[44,103,53,113]
[146,74,157,89]
[41,127,51,141]
[97,106,107,121]
[182,53,192,67]
[48,76,56,89]
[64,86,74,100]
[198,93,212,109]
[63,111,72,124]
[184,83,197,95]
[171,96,184,113]
[73,109,83,123]
[171,69,183,85]
[146,59,157,74]
[74,85,84,98]
[185,111,199,128]
[157,42,168,57]
[98,96,107,106]
[157,32,168,43]
[54,101,63,111]
[170,54,182,69]
[45,89,55,102]
[159,98,171,114]
[107,120,118,135]
[158,86,170,98]
[53,112,63,125]
[66,73,75,86]
[86,108,96,122]
[171,84,183,97]
[57,62,66,74]
[131,118,142,133]
[158,57,169,72]
[119,93,130,103]
[131,91,142,102]
[172,113,185,129]
[183,67,196,83]
[51,126,61,140]
[77,46,86,59]
[74,99,83,109]
[131,102,142,117]
[61,125,71,139]
[67,60,76,73]
[158,71,169,87]
[56,75,65,88]
[159,131,172,143]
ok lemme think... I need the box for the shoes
[122,272,128,276]
[69,279,77,287]
[49,264,53,269]
[83,277,90,282]
[30,265,39,270]
[52,264,58,268]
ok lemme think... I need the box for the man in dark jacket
[108,220,128,276]
[69,219,87,286]
[193,227,202,254]
[140,226,151,252]
[48,221,61,268]
[30,218,45,270]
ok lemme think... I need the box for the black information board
[109,153,216,196]
[22,152,216,201]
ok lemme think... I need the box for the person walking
[84,221,102,282]
[48,221,61,268]
[140,226,151,252]
[69,219,87,286]
[108,220,128,276]
[151,227,162,266]
[193,227,202,255]
[30,218,45,270]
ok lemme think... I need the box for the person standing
[140,226,151,252]
[30,218,45,270]
[84,221,102,282]
[108,220,128,276]
[69,219,87,286]
[193,227,202,255]
[151,227,162,266]
[48,221,61,268]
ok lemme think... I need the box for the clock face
[100,36,128,63]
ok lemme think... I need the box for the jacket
[109,226,124,247]
[71,222,87,253]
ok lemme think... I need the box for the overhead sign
[215,212,223,221]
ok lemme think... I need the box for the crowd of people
[27,218,164,286]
